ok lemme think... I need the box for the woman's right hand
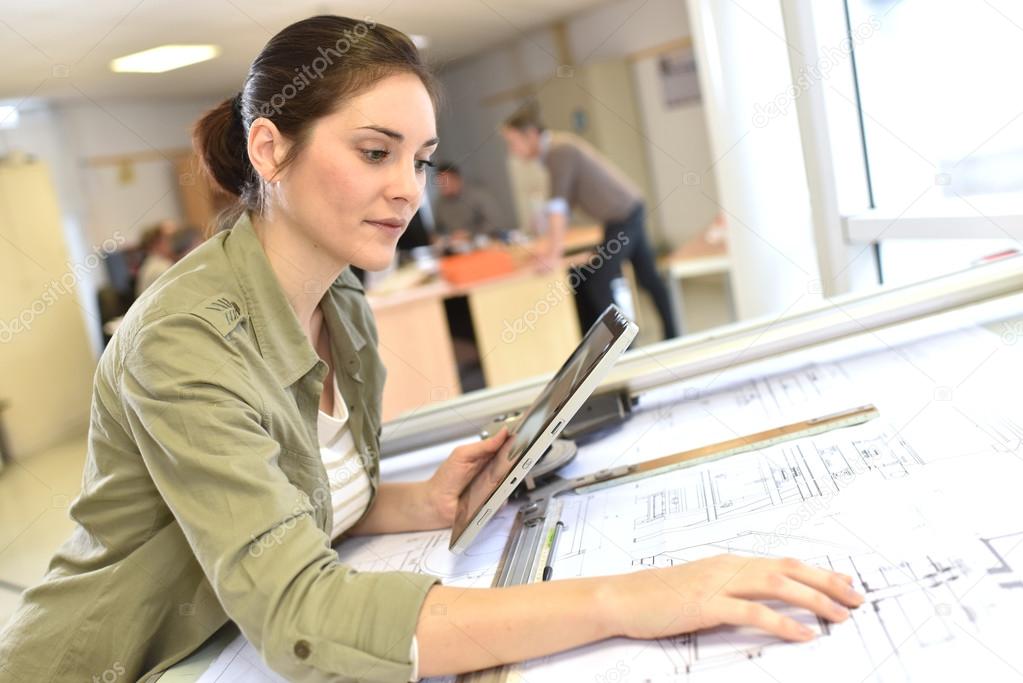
[603,554,864,642]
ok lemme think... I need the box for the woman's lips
[364,219,404,234]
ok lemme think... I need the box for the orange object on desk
[439,249,518,286]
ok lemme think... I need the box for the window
[841,0,1023,283]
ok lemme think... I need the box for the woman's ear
[247,117,291,184]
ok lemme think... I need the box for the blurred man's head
[434,162,464,198]
[502,106,545,160]
[140,221,177,258]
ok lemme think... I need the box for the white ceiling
[0,0,610,103]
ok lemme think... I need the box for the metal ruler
[559,404,879,495]
[523,404,883,501]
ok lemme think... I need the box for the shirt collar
[224,212,367,389]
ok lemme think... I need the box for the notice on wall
[659,47,701,108]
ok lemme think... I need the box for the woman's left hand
[424,427,512,527]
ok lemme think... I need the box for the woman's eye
[361,149,389,163]
[415,159,436,173]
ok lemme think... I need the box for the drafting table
[161,258,1023,681]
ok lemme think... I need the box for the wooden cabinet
[0,160,96,458]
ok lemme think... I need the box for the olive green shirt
[0,214,439,682]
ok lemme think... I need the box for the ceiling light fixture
[110,44,220,74]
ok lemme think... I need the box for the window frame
[781,0,1023,278]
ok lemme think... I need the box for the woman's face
[275,72,438,271]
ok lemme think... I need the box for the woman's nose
[389,159,421,202]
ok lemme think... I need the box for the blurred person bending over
[502,108,678,339]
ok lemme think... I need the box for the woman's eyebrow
[357,125,439,148]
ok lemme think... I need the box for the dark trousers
[571,204,678,339]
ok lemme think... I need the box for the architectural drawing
[198,324,1023,683]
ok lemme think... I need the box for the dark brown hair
[503,102,546,133]
[138,225,165,252]
[193,15,439,230]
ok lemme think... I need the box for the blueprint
[514,440,1023,682]
[198,317,1023,682]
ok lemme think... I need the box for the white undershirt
[317,376,420,681]
[316,378,372,539]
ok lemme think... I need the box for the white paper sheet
[197,318,1023,682]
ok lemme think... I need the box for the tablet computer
[449,305,638,553]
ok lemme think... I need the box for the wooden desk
[368,228,601,421]
[369,282,461,423]
[562,224,603,254]
[466,261,582,388]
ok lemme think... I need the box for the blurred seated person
[135,220,178,297]
[171,225,204,259]
[432,162,502,249]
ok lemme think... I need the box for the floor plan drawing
[197,323,1023,683]
[513,406,1023,682]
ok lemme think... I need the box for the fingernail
[833,606,850,620]
[797,624,814,639]
[846,585,864,604]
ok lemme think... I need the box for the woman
[0,16,862,683]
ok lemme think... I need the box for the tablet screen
[451,311,622,542]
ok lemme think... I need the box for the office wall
[434,33,561,232]
[6,98,217,250]
[57,98,219,248]
[435,0,719,247]
[631,56,720,246]
[2,97,218,355]
[566,0,691,60]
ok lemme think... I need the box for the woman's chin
[355,249,398,272]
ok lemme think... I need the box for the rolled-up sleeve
[119,313,439,683]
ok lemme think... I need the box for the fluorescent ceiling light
[410,34,429,49]
[110,44,220,73]
[0,106,19,129]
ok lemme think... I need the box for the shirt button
[294,639,312,659]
